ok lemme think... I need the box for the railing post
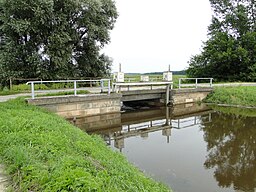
[179,79,181,89]
[90,78,93,87]
[108,79,111,95]
[9,78,12,90]
[31,82,35,99]
[112,83,116,93]
[166,84,170,106]
[195,78,198,88]
[100,79,104,93]
[210,78,213,87]
[74,80,77,96]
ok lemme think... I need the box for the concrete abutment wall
[27,94,122,118]
[170,88,212,105]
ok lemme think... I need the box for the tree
[187,0,256,81]
[0,0,117,84]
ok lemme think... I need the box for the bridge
[26,78,213,118]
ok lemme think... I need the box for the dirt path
[0,93,30,102]
[0,165,8,192]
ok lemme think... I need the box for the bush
[49,82,74,89]
[11,84,30,91]
[11,84,49,91]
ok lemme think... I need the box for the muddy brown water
[71,104,256,192]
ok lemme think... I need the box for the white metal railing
[113,81,173,92]
[123,76,163,83]
[178,78,213,89]
[26,79,111,99]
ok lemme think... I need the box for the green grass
[205,86,256,107]
[0,90,24,96]
[0,98,170,192]
[209,105,256,117]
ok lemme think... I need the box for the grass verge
[0,90,25,96]
[0,98,170,192]
[204,86,256,107]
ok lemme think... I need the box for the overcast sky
[103,0,213,73]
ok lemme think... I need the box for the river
[70,103,256,192]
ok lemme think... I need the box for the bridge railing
[26,79,111,99]
[178,78,213,89]
[124,76,163,82]
[112,81,173,92]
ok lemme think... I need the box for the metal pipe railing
[178,78,213,89]
[26,79,111,99]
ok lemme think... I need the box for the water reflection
[201,111,256,192]
[70,104,256,192]
[72,104,211,152]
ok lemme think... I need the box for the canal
[71,104,256,192]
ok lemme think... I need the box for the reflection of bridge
[110,109,212,150]
[172,111,212,129]
[71,103,213,151]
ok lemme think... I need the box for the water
[71,104,256,192]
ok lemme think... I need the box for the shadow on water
[68,104,256,192]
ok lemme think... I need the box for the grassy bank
[0,99,170,191]
[205,86,256,107]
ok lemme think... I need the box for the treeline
[187,0,256,82]
[0,0,118,86]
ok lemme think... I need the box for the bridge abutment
[27,94,122,118]
[170,88,212,105]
